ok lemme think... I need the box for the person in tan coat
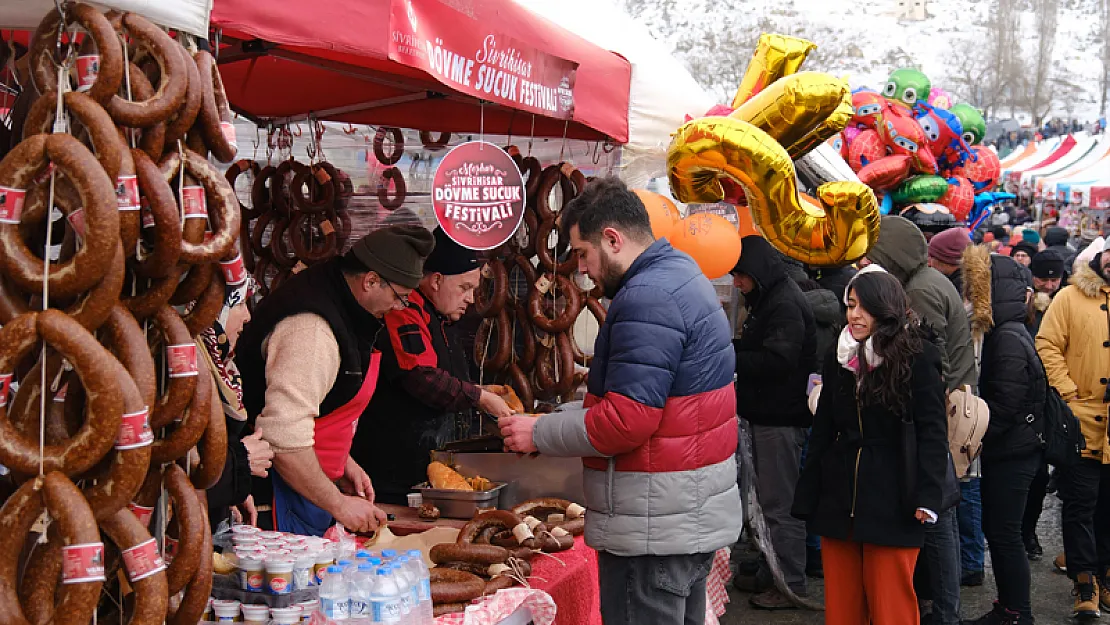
[1035,239,1110,619]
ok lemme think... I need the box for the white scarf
[837,325,883,373]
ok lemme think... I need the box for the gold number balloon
[731,72,855,161]
[667,116,878,266]
[730,34,817,109]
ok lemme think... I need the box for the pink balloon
[929,88,952,110]
[843,125,862,144]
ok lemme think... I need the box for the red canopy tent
[209,0,632,143]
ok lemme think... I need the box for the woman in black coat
[963,248,1044,625]
[793,269,949,625]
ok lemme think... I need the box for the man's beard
[597,251,626,300]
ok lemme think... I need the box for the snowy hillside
[616,0,1103,124]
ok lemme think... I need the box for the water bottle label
[372,599,402,623]
[321,597,349,621]
[350,599,369,618]
[400,593,413,614]
[419,579,431,601]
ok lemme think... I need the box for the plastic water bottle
[395,558,422,625]
[390,563,414,625]
[370,568,404,624]
[338,559,356,575]
[381,549,398,562]
[405,551,433,625]
[320,565,350,622]
[349,563,374,625]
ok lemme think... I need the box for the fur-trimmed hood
[962,244,994,339]
[1071,257,1110,299]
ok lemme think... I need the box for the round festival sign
[432,141,526,250]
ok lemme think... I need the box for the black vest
[350,290,475,504]
[236,258,382,424]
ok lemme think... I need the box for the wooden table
[379,502,467,535]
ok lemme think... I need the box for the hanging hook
[292,123,303,138]
[558,119,570,163]
[343,123,358,135]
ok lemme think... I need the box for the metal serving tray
[413,481,507,519]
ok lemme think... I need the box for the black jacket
[804,288,842,368]
[979,255,1046,461]
[206,416,252,532]
[792,341,949,548]
[733,236,817,427]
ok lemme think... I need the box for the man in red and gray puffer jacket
[501,178,741,625]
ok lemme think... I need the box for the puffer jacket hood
[732,235,787,295]
[805,288,842,327]
[865,215,929,286]
[990,255,1032,327]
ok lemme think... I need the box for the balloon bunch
[833,67,1007,230]
[635,190,741,280]
[666,34,880,266]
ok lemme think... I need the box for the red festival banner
[433,142,526,250]
[389,0,578,119]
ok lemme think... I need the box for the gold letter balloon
[670,33,880,266]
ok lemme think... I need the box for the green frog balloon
[949,103,987,146]
[882,68,931,109]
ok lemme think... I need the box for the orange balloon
[634,189,681,240]
[671,213,743,280]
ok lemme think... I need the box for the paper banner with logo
[389,0,578,119]
[432,142,526,250]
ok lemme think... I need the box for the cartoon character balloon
[949,103,987,146]
[915,103,972,170]
[877,108,938,174]
[938,176,975,222]
[851,89,889,130]
[882,68,932,109]
[928,88,952,110]
[848,129,886,171]
[952,145,1002,191]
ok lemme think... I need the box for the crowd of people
[185,174,1110,624]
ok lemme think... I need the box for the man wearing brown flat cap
[236,225,435,536]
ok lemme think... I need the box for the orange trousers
[821,537,920,625]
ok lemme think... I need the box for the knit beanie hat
[423,228,480,276]
[1022,229,1042,246]
[346,225,435,289]
[928,227,971,265]
[1030,250,1065,279]
[1010,241,1038,260]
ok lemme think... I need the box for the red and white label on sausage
[62,542,106,584]
[121,537,166,582]
[116,408,153,450]
[128,503,154,527]
[67,208,86,243]
[220,121,238,150]
[181,186,207,219]
[164,537,178,564]
[53,382,68,403]
[220,253,248,286]
[0,373,12,407]
[75,55,100,91]
[141,197,155,229]
[0,186,27,224]
[166,343,199,378]
[116,175,140,211]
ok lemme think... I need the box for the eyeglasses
[383,279,410,307]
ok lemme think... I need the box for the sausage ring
[23,90,125,184]
[111,136,143,256]
[291,165,336,214]
[535,164,577,222]
[249,210,278,260]
[0,311,123,477]
[553,331,578,398]
[270,160,296,216]
[436,561,490,577]
[458,510,528,544]
[0,134,119,299]
[162,464,204,595]
[159,147,242,264]
[430,543,509,566]
[190,376,228,490]
[121,265,182,320]
[374,127,404,165]
[106,13,187,127]
[484,575,516,595]
[534,217,577,276]
[378,167,406,209]
[289,210,338,263]
[148,305,198,429]
[430,568,486,604]
[164,46,203,148]
[166,505,212,625]
[193,51,237,163]
[474,260,508,318]
[268,217,297,268]
[102,303,157,410]
[100,508,169,625]
[419,131,451,150]
[119,62,167,164]
[473,308,512,373]
[505,362,535,413]
[510,206,539,258]
[510,304,536,370]
[520,156,542,199]
[133,148,182,277]
[7,473,104,625]
[149,359,211,464]
[226,159,262,220]
[182,268,225,336]
[80,342,152,521]
[30,3,123,106]
[528,274,582,334]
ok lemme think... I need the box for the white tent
[512,0,715,189]
[0,0,210,37]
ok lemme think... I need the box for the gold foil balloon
[667,116,879,266]
[731,72,854,160]
[730,34,817,108]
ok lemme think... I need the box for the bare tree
[1101,0,1110,114]
[1019,0,1058,125]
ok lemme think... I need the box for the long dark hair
[850,272,923,415]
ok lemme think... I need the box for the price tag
[62,543,106,583]
[220,254,248,286]
[0,187,27,224]
[75,55,100,91]
[166,344,199,378]
[116,408,153,450]
[181,186,207,219]
[121,538,166,582]
[116,175,140,211]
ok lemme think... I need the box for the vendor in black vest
[236,226,435,536]
[352,228,515,504]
